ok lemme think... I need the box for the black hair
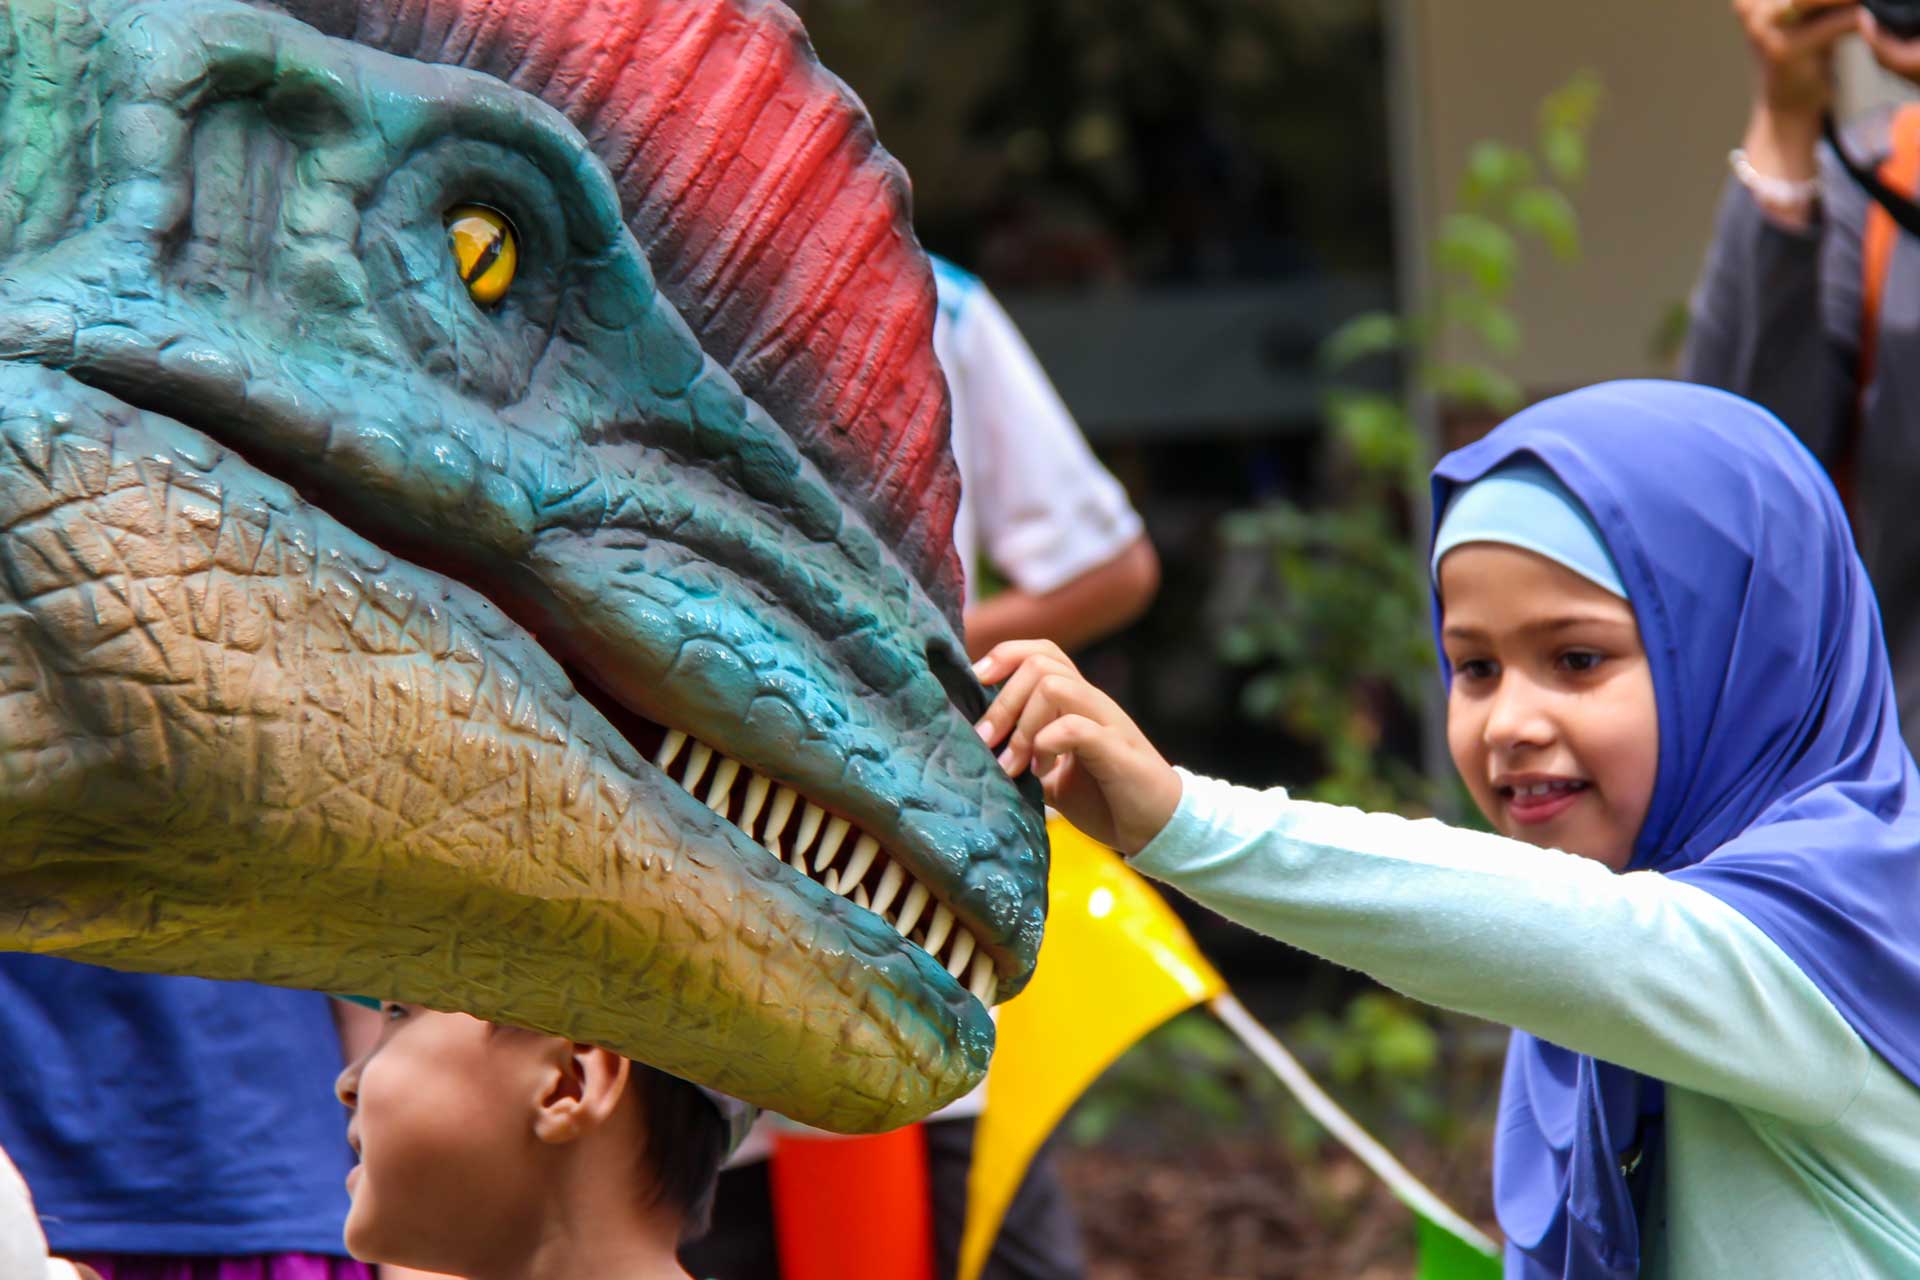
[631,1064,729,1241]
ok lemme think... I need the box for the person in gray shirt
[1685,0,1920,752]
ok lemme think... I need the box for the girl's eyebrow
[1442,613,1635,642]
[1526,613,1637,634]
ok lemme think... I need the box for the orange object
[769,1123,935,1280]
[1846,103,1920,510]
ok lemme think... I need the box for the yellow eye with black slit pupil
[445,205,517,307]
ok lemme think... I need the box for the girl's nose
[1483,674,1555,751]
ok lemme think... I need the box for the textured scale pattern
[283,0,967,622]
[0,0,1048,1132]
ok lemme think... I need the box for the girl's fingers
[1031,713,1126,780]
[1031,719,1086,797]
[971,638,1074,686]
[1000,678,1068,776]
[974,650,1078,747]
[1035,745,1076,796]
[1008,673,1115,763]
[1031,713,1093,758]
[976,658,1057,751]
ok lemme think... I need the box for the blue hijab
[1431,381,1920,1278]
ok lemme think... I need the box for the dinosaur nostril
[925,639,987,724]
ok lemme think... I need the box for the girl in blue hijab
[973,380,1920,1276]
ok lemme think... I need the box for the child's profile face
[1439,544,1658,872]
[333,1005,547,1273]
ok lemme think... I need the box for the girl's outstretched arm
[1143,772,1868,1125]
[977,645,1869,1124]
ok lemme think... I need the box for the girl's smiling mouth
[1496,775,1592,826]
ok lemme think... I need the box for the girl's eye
[1559,650,1605,674]
[380,1002,410,1022]
[445,204,519,307]
[1455,658,1498,681]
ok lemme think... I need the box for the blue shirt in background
[0,956,355,1256]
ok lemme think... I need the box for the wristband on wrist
[1730,148,1821,212]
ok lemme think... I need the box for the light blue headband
[1431,458,1626,598]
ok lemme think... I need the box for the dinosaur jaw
[0,363,995,1131]
[648,727,999,1007]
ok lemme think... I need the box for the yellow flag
[958,818,1226,1280]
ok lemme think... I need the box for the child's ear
[530,1041,631,1146]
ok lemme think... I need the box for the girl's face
[1439,544,1658,872]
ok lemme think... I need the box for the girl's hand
[973,640,1182,855]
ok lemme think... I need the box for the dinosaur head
[0,0,1048,1131]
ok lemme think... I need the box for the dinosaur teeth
[812,817,852,873]
[764,785,798,844]
[943,929,976,980]
[893,884,930,938]
[794,802,826,861]
[682,743,714,792]
[870,862,906,916]
[654,730,689,772]
[968,953,997,1006]
[922,905,954,956]
[653,728,1001,1002]
[704,758,740,815]
[739,774,770,834]
[841,835,879,888]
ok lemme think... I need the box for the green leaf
[1539,69,1604,138]
[1509,185,1580,261]
[1648,298,1692,366]
[1322,310,1406,370]
[1538,71,1602,186]
[1370,1016,1440,1077]
[1461,141,1533,209]
[1441,292,1521,356]
[1327,389,1416,475]
[1541,127,1585,185]
[1436,213,1518,297]
[1425,361,1522,413]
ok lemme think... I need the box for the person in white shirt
[683,257,1158,1280]
[934,256,1160,659]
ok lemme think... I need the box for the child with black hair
[333,1003,749,1280]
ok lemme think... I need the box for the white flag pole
[1209,993,1499,1257]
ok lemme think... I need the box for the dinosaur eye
[445,204,518,307]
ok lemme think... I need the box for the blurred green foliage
[1066,999,1500,1161]
[1217,71,1603,813]
[1067,1010,1287,1148]
[796,0,1392,283]
[1289,993,1443,1136]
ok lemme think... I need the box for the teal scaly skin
[0,0,1048,1132]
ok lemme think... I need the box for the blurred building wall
[1397,2,1749,388]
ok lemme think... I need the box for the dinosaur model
[0,0,1049,1134]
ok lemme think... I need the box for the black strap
[1827,113,1920,240]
